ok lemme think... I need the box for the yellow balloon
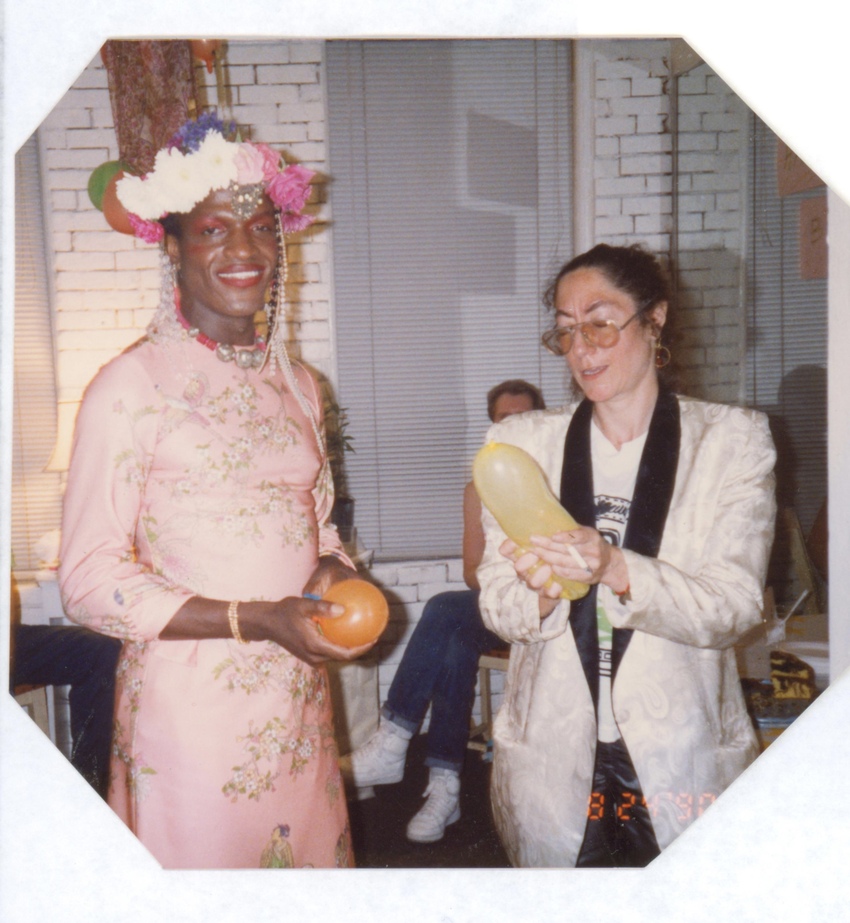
[473,442,590,600]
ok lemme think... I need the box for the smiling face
[165,188,278,346]
[555,266,666,409]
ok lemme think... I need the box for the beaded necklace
[174,290,267,369]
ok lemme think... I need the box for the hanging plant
[324,398,354,499]
[324,398,356,544]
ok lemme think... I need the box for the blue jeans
[12,624,121,799]
[382,589,507,774]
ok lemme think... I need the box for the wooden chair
[14,684,51,736]
[468,648,509,753]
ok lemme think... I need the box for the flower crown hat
[121,113,326,457]
[116,112,315,242]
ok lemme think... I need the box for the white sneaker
[341,722,410,788]
[406,772,461,843]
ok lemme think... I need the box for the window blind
[746,114,828,536]
[326,39,573,559]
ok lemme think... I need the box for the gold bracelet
[228,600,248,644]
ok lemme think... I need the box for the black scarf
[559,386,680,710]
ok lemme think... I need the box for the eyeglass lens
[551,321,620,353]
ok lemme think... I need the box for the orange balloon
[317,578,389,647]
[101,170,135,235]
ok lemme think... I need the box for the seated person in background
[10,576,121,799]
[342,379,546,843]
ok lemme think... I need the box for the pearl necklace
[175,298,266,369]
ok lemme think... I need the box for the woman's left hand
[302,555,358,599]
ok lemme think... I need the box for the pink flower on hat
[128,213,165,243]
[266,164,315,215]
[255,143,283,182]
[233,143,266,185]
[280,212,316,234]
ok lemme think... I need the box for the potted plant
[324,397,355,544]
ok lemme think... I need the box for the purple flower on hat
[168,112,236,153]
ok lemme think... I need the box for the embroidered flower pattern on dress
[275,495,314,549]
[67,597,138,639]
[200,380,302,466]
[154,547,198,587]
[127,370,319,554]
[109,401,156,488]
[213,650,327,704]
[335,821,353,867]
[217,660,335,803]
[114,641,148,712]
[222,718,325,802]
[111,720,157,800]
[141,513,206,585]
[119,455,151,494]
[243,411,302,453]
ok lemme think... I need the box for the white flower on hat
[118,132,240,220]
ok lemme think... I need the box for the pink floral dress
[59,330,354,869]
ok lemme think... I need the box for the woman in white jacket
[477,243,776,868]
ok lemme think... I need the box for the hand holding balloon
[314,578,389,648]
[473,442,590,600]
[499,537,566,603]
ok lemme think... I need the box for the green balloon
[88,160,125,211]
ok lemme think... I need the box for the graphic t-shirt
[590,421,646,743]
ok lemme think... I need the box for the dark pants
[11,624,121,799]
[382,590,507,773]
[576,738,661,868]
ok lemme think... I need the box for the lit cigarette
[566,544,591,572]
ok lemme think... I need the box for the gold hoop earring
[655,343,672,369]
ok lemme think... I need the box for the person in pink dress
[59,114,374,869]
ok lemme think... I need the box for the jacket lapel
[612,386,680,676]
[560,387,681,707]
[560,399,600,708]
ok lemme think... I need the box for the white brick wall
[587,41,746,403]
[590,41,673,256]
[674,61,748,403]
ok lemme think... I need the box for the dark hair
[487,379,546,422]
[160,213,182,240]
[543,243,670,333]
[543,243,677,388]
